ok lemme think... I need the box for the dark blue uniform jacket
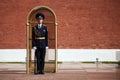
[32,25,48,48]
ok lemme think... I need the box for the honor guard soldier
[32,13,48,75]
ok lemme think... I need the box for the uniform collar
[38,24,42,29]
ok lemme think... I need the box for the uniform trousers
[35,47,46,73]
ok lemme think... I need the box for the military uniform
[32,13,48,74]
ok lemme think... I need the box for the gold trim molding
[26,6,58,74]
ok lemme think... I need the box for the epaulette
[43,24,47,27]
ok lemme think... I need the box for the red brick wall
[0,0,120,49]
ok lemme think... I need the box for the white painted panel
[0,49,26,62]
[58,49,120,62]
[0,49,120,62]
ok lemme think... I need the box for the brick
[0,0,120,49]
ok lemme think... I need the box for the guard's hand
[46,46,48,49]
[33,46,37,50]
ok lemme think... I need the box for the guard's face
[37,19,43,24]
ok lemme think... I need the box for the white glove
[46,46,48,49]
[33,46,37,50]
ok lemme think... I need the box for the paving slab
[0,63,119,80]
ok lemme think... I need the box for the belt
[35,37,45,40]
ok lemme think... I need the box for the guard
[32,13,48,75]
